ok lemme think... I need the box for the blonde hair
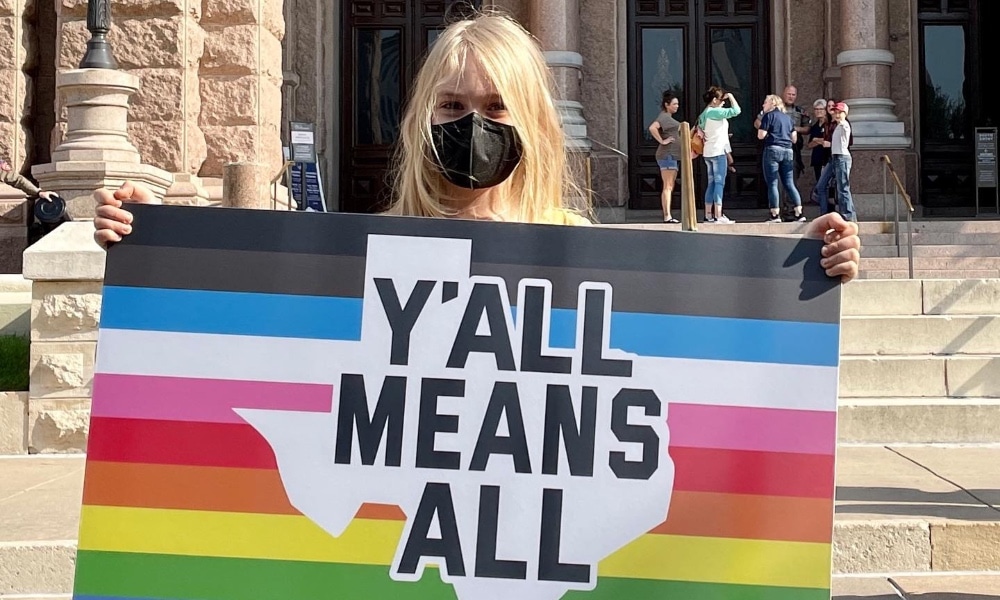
[386,12,587,225]
[765,94,786,113]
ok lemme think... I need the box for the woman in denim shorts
[648,91,682,223]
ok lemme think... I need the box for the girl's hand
[662,137,674,145]
[806,212,862,282]
[93,181,159,247]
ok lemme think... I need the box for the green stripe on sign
[74,551,455,600]
[74,551,830,600]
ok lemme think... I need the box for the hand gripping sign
[78,206,841,600]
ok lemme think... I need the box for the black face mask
[431,112,523,189]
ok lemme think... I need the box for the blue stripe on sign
[100,286,839,367]
[100,286,362,341]
[545,309,839,366]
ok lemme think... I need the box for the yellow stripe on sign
[599,533,832,590]
[78,505,830,589]
[78,505,404,565]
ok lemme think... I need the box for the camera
[28,193,69,245]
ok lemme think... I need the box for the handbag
[690,124,706,158]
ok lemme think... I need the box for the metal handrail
[880,155,914,279]
[270,160,295,211]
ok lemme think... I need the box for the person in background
[648,91,682,223]
[757,94,805,223]
[807,99,834,213]
[92,11,861,281]
[823,101,856,222]
[781,86,810,180]
[811,98,840,212]
[0,158,54,200]
[697,86,741,224]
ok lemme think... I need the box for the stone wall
[200,0,284,181]
[52,0,285,185]
[0,0,35,273]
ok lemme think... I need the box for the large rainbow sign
[73,205,841,600]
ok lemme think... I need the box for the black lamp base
[79,34,118,70]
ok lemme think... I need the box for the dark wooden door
[627,0,770,210]
[917,0,995,216]
[340,1,480,213]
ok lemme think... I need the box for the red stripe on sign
[670,446,835,499]
[86,417,833,498]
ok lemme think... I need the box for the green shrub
[0,335,29,391]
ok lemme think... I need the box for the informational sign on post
[289,122,317,164]
[76,206,842,600]
[976,127,998,215]
[290,161,328,212]
[288,122,326,211]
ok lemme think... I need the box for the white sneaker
[716,215,735,224]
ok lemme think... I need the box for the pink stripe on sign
[668,403,836,456]
[91,373,333,424]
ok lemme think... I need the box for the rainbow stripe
[75,205,840,599]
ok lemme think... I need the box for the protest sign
[75,205,841,599]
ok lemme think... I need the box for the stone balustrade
[21,221,104,453]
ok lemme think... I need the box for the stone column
[199,0,285,187]
[22,222,105,453]
[222,161,268,208]
[31,69,174,219]
[836,0,910,148]
[530,0,590,152]
[0,0,35,272]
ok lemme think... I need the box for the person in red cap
[821,102,855,221]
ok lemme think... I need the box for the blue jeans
[831,154,856,221]
[813,162,835,213]
[762,146,802,211]
[703,154,728,206]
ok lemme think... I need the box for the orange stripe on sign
[652,491,833,544]
[82,461,405,521]
[83,461,830,544]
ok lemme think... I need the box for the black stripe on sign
[115,204,838,286]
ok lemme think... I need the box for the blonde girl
[387,14,587,225]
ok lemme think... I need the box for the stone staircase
[608,217,1000,280]
[832,278,1000,597]
[839,279,1000,443]
[2,278,999,598]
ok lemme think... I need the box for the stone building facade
[0,0,996,271]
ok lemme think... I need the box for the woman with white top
[823,102,856,222]
[697,86,741,223]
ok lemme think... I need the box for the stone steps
[832,573,1000,599]
[841,315,1000,356]
[860,257,1000,270]
[863,243,1000,258]
[859,269,1000,279]
[840,355,1000,398]
[3,447,998,595]
[838,398,1000,444]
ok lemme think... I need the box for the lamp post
[78,0,118,69]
